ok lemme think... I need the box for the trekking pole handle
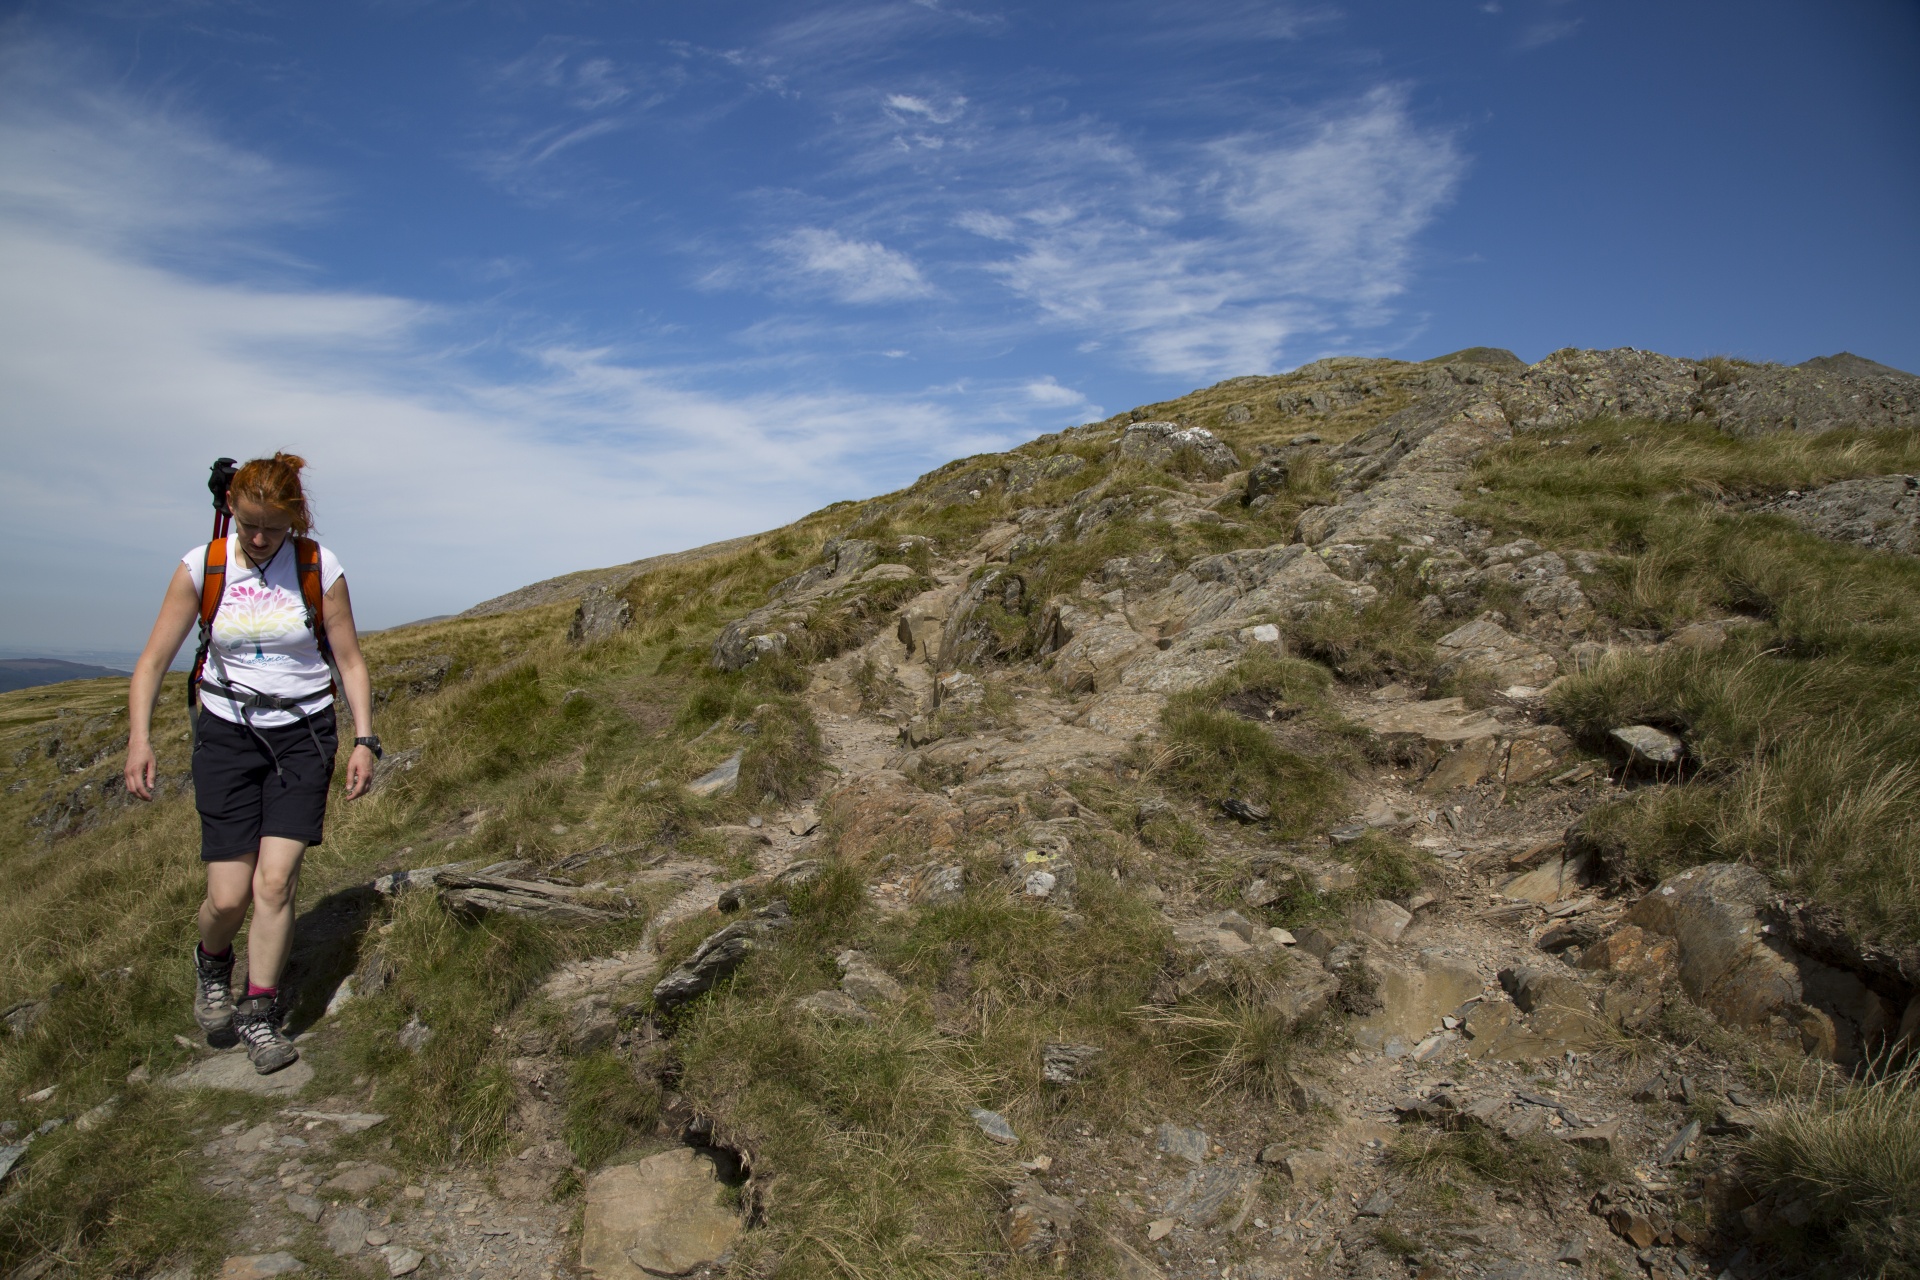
[208,458,238,517]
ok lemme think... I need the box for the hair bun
[230,453,315,535]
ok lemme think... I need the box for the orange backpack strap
[293,537,328,642]
[199,535,228,628]
[294,536,342,698]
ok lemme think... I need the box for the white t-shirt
[183,536,345,727]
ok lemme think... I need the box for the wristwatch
[354,735,383,760]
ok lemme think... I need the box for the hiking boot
[232,995,298,1074]
[192,945,236,1033]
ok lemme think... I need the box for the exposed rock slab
[1763,474,1920,557]
[1350,697,1504,745]
[581,1149,742,1278]
[1352,951,1483,1051]
[162,1049,313,1098]
[1615,864,1900,1062]
[1298,394,1512,546]
[438,871,625,922]
[1622,864,1801,1029]
[1433,619,1558,688]
[651,901,791,1013]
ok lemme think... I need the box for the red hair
[230,452,314,535]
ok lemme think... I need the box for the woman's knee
[204,889,250,922]
[204,869,253,918]
[252,865,299,908]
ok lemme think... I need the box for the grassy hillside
[3,355,1918,1275]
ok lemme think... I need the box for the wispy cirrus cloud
[471,37,685,202]
[0,37,1025,649]
[885,92,966,123]
[772,227,936,302]
[804,83,1464,376]
[664,11,1463,378]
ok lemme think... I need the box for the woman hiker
[124,453,380,1074]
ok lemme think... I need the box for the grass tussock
[1149,651,1353,837]
[1134,996,1304,1100]
[739,699,827,806]
[1464,419,1920,943]
[1743,1061,1920,1277]
[564,1049,665,1168]
[330,890,565,1162]
[679,1000,1001,1280]
[1286,580,1441,689]
[660,851,1187,1276]
[1387,1123,1590,1212]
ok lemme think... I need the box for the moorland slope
[3,346,1920,1280]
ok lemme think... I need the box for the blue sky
[2,1,1916,659]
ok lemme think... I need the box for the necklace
[240,537,285,576]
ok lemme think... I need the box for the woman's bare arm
[321,576,378,799]
[125,564,201,800]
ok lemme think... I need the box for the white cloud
[495,39,634,111]
[1018,376,1101,419]
[955,210,1017,240]
[1022,377,1083,407]
[773,228,935,303]
[0,48,1008,651]
[0,42,316,251]
[1517,18,1582,49]
[885,93,966,123]
[949,88,1463,376]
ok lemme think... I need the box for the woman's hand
[125,737,158,801]
[345,744,376,800]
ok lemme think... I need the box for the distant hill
[0,658,128,693]
[1796,351,1917,380]
[460,531,770,618]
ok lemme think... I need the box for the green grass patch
[326,890,566,1163]
[0,1089,241,1275]
[564,1050,664,1167]
[1150,652,1352,836]
[1744,1060,1920,1277]
[1461,419,1920,945]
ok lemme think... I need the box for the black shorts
[191,706,338,861]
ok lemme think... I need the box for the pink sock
[247,982,277,999]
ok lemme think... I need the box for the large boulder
[1621,864,1800,1028]
[581,1148,742,1278]
[569,585,633,644]
[1432,618,1558,689]
[1118,422,1240,476]
[1762,475,1919,557]
[1607,864,1901,1063]
[651,902,791,1014]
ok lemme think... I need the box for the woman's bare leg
[242,836,306,990]
[201,856,256,952]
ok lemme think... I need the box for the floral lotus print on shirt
[212,582,309,664]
